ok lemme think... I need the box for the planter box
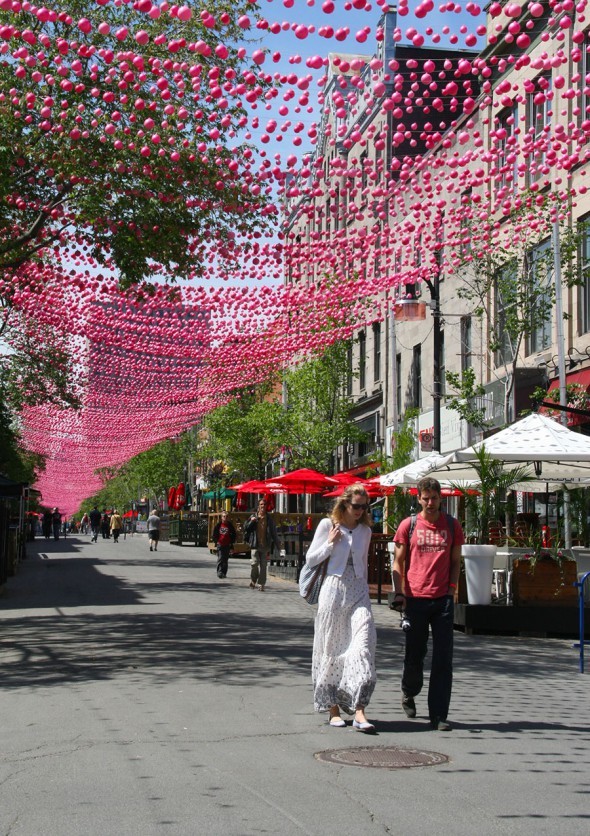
[512,558,578,606]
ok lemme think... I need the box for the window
[346,343,353,396]
[412,344,422,409]
[493,105,518,198]
[494,259,518,366]
[526,74,552,186]
[460,316,472,371]
[359,330,366,390]
[373,322,381,383]
[527,239,553,355]
[458,188,473,257]
[579,215,590,334]
[577,42,590,139]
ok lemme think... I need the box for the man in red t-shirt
[212,511,236,579]
[392,477,464,731]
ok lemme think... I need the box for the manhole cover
[315,746,449,769]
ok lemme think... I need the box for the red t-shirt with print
[394,513,464,598]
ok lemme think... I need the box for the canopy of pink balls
[0,0,588,513]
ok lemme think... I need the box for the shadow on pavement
[0,610,312,690]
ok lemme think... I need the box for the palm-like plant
[453,447,533,544]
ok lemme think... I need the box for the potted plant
[511,531,578,606]
[453,447,533,605]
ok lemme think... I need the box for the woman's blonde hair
[330,484,371,527]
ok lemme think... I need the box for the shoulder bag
[299,557,329,605]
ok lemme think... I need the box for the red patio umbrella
[229,480,285,493]
[269,468,339,494]
[175,482,186,510]
[167,485,177,509]
[122,510,138,519]
[324,479,386,498]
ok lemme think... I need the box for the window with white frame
[577,37,590,139]
[527,239,553,355]
[373,322,381,383]
[526,74,552,186]
[494,259,519,367]
[460,316,472,372]
[579,215,590,334]
[493,104,518,197]
[359,330,366,390]
[412,344,422,409]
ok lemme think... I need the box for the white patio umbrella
[428,413,590,486]
[380,452,451,487]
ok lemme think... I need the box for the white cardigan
[305,517,372,579]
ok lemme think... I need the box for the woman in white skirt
[305,484,376,732]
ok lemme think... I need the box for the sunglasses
[350,502,369,511]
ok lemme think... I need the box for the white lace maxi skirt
[312,559,377,713]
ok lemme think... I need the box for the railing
[574,571,590,673]
[168,512,208,547]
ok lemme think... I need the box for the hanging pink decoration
[0,0,587,513]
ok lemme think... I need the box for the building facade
[283,6,590,464]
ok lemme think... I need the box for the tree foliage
[81,435,191,513]
[199,341,365,480]
[0,0,273,289]
[0,392,45,482]
[0,311,80,411]
[452,197,578,423]
[281,340,365,473]
[200,381,286,481]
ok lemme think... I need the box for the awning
[545,368,590,426]
[202,488,236,500]
[0,475,25,498]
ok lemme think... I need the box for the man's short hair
[417,477,442,496]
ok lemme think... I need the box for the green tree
[381,408,418,532]
[282,340,365,473]
[82,435,191,512]
[450,194,578,425]
[0,394,45,482]
[0,312,80,411]
[201,383,286,481]
[0,0,272,290]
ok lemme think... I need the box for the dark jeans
[216,546,230,578]
[401,595,454,722]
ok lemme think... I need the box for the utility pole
[552,218,571,548]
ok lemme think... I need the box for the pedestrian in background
[100,511,110,539]
[212,510,236,579]
[51,508,62,541]
[304,484,376,733]
[110,509,123,543]
[243,498,282,591]
[80,512,89,535]
[42,509,52,539]
[147,508,161,552]
[392,477,464,732]
[89,506,101,542]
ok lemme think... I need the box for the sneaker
[149,546,153,551]
[431,717,451,731]
[401,695,416,718]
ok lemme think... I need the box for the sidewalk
[1,532,589,835]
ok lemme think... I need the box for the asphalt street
[1,532,589,835]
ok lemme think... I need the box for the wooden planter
[512,558,578,606]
